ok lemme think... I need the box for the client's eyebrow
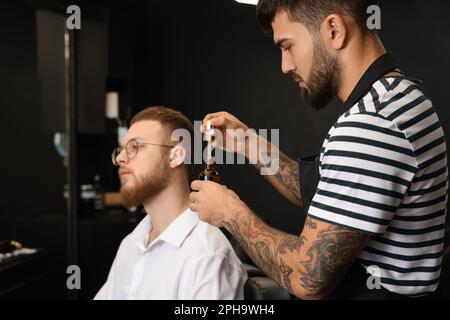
[120,136,143,148]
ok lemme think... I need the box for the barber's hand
[201,111,254,157]
[189,180,246,227]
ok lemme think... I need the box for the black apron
[297,53,416,299]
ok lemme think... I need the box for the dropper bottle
[198,120,220,183]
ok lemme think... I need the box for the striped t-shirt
[308,76,448,296]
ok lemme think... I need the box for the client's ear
[169,145,186,168]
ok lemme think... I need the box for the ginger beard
[119,156,170,208]
[299,36,341,110]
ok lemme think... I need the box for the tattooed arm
[223,209,369,299]
[257,150,303,208]
[247,133,303,208]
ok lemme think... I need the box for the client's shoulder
[186,219,241,261]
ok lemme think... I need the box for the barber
[190,0,448,299]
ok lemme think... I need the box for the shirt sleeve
[179,254,247,300]
[307,112,418,235]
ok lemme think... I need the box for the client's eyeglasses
[111,138,175,166]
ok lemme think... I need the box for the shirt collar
[130,208,200,251]
[343,53,400,110]
[158,208,200,248]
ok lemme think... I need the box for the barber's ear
[321,14,347,50]
[169,146,186,168]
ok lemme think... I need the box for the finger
[189,191,200,202]
[208,116,227,128]
[202,112,223,125]
[202,112,227,128]
[190,201,199,212]
[191,180,205,191]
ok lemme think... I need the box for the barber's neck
[337,34,387,103]
[142,176,191,242]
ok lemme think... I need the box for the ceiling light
[234,0,258,5]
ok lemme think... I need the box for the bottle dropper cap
[205,120,214,141]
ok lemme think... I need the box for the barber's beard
[301,38,341,110]
[120,163,169,208]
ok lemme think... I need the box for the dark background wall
[0,0,448,299]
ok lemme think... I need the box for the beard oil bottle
[198,120,220,183]
[198,163,220,183]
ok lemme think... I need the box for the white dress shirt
[94,208,247,300]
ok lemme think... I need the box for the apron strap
[298,155,320,213]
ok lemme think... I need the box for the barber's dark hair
[256,0,379,35]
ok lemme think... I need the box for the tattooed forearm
[275,152,301,202]
[280,258,294,293]
[277,237,303,254]
[223,208,369,299]
[299,224,369,297]
[223,213,301,292]
[255,150,303,208]
[304,217,317,230]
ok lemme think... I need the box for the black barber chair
[243,263,292,300]
[244,275,292,300]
